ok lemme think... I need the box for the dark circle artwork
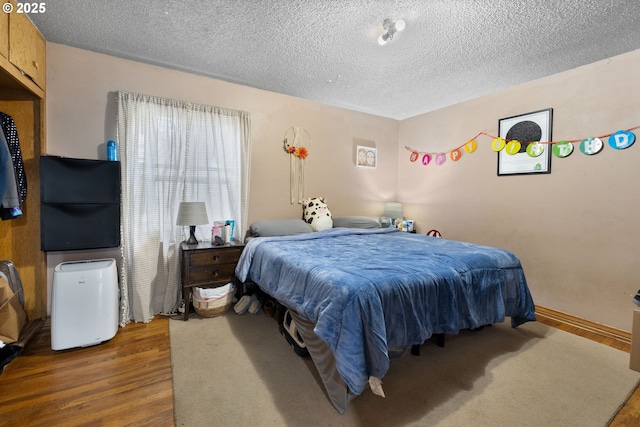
[506,120,542,153]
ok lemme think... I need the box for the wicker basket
[193,291,234,318]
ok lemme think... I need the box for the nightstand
[180,241,245,321]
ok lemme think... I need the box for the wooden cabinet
[0,3,46,345]
[180,242,245,321]
[0,10,8,59]
[8,3,46,90]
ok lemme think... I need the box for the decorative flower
[295,146,308,159]
[283,138,309,159]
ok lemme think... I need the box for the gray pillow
[249,219,313,237]
[332,216,380,229]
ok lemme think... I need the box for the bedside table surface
[180,241,245,251]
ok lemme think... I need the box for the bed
[235,222,536,413]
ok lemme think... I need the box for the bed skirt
[288,310,357,414]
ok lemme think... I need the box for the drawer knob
[212,270,219,277]
[213,255,220,261]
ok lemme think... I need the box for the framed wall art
[357,146,377,168]
[497,108,553,176]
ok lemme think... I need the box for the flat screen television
[40,156,121,251]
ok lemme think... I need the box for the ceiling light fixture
[378,18,406,45]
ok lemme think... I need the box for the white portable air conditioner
[51,258,119,351]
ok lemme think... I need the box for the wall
[44,43,399,311]
[399,49,640,331]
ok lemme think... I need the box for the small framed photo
[498,108,553,176]
[356,146,377,168]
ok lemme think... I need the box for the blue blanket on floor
[236,228,536,395]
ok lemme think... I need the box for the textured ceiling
[28,0,640,120]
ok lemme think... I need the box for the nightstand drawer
[189,248,243,267]
[188,264,237,284]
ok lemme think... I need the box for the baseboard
[535,305,631,349]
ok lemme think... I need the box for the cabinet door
[0,10,7,59]
[9,8,46,89]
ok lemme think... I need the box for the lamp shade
[383,202,403,219]
[176,202,209,226]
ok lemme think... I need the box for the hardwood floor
[0,313,638,426]
[0,317,174,426]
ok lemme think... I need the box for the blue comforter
[236,228,536,396]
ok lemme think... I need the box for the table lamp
[176,202,209,245]
[383,202,403,219]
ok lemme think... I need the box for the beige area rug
[170,312,640,427]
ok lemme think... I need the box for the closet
[0,0,46,344]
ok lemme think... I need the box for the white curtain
[116,91,251,324]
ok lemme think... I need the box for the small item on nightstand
[213,236,224,246]
[211,225,223,242]
[223,224,232,243]
[225,220,235,241]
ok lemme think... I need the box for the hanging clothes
[0,112,26,220]
[0,128,8,203]
[0,126,21,219]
